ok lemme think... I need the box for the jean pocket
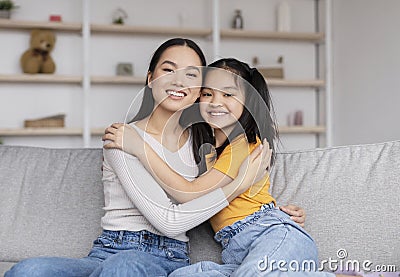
[93,235,114,248]
[164,247,190,264]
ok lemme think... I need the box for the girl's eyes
[201,91,234,97]
[186,73,198,78]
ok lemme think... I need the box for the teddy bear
[20,29,56,74]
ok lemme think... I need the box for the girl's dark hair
[129,38,207,122]
[192,58,279,168]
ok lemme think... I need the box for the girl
[5,39,269,277]
[105,59,347,277]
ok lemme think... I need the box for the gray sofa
[1,141,399,276]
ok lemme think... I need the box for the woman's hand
[102,123,143,157]
[279,205,306,227]
[235,139,272,196]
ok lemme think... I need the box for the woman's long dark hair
[192,58,279,170]
[129,38,207,122]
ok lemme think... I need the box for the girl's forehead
[204,69,237,87]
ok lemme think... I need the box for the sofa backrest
[1,141,399,270]
[270,140,400,270]
[0,146,104,262]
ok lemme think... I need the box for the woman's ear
[147,71,153,88]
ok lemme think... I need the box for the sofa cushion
[0,146,104,262]
[188,221,222,264]
[270,140,400,270]
[0,262,15,277]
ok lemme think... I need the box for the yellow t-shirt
[206,135,276,232]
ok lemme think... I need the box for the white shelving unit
[0,0,332,149]
[211,0,332,149]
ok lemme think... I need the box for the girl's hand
[279,205,306,227]
[102,123,143,156]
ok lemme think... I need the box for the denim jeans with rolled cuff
[5,229,189,277]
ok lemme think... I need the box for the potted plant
[0,0,18,19]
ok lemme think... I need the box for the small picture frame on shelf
[116,63,133,76]
[256,56,285,79]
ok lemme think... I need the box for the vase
[277,1,291,32]
[0,10,11,19]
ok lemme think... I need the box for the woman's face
[200,69,245,135]
[148,45,203,114]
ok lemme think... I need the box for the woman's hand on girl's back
[279,205,306,227]
[236,138,272,193]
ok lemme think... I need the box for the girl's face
[148,45,203,114]
[200,69,245,135]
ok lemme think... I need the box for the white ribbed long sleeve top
[101,123,229,242]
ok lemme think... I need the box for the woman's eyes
[161,68,198,78]
[162,68,174,73]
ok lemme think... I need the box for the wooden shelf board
[0,74,82,84]
[91,128,106,136]
[221,29,324,42]
[0,20,323,42]
[91,76,144,85]
[91,126,326,136]
[0,126,326,137]
[0,128,107,137]
[0,19,81,32]
[267,78,325,88]
[0,74,324,88]
[91,24,212,37]
[0,128,83,136]
[279,126,326,134]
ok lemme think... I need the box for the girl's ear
[147,71,153,88]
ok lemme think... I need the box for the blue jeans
[170,203,335,277]
[5,230,189,277]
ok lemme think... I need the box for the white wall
[332,0,400,146]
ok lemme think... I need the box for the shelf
[0,74,82,84]
[267,79,325,88]
[1,19,322,42]
[221,29,324,43]
[0,19,211,37]
[0,74,324,88]
[0,128,84,136]
[0,126,325,137]
[91,77,325,88]
[0,128,106,137]
[279,126,326,134]
[91,24,212,37]
[92,126,326,135]
[0,19,81,32]
[91,76,144,85]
